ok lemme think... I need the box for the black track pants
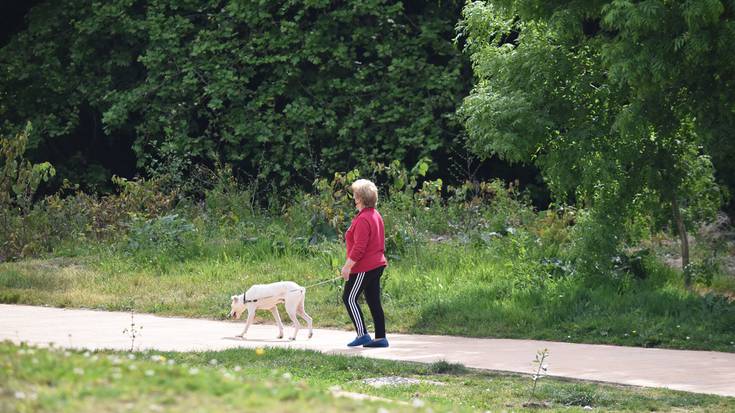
[342,266,386,338]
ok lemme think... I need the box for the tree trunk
[671,196,690,287]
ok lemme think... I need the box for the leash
[302,276,343,289]
[243,276,343,303]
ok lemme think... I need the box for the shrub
[530,206,576,258]
[200,163,258,229]
[288,169,360,245]
[0,123,56,261]
[688,213,732,287]
[430,178,538,246]
[122,214,201,267]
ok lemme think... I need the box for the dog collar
[242,293,258,303]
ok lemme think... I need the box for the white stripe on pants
[346,272,366,335]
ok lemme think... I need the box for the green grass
[711,272,735,296]
[3,341,733,412]
[1,234,734,352]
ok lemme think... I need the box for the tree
[459,0,728,284]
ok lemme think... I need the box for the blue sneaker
[363,338,389,348]
[347,333,372,347]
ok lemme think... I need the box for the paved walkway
[2,304,734,397]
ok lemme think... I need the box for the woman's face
[354,194,364,211]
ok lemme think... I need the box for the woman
[341,179,389,347]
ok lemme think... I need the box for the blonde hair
[351,179,378,208]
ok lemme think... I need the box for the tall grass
[2,225,734,351]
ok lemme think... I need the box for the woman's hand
[341,258,356,280]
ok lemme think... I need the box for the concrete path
[2,304,734,397]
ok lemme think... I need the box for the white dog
[230,281,313,340]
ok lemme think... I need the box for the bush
[530,206,576,258]
[122,214,201,268]
[51,176,178,242]
[688,213,733,287]
[200,164,258,230]
[0,123,56,261]
[288,169,360,245]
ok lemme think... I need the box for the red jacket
[345,207,387,273]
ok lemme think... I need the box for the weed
[531,348,549,399]
[122,309,142,352]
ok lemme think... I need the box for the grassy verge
[1,235,734,352]
[3,341,734,412]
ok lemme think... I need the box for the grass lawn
[3,341,734,412]
[1,237,734,352]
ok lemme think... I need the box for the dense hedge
[0,0,469,190]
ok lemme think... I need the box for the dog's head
[229,294,246,319]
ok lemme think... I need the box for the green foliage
[0,142,177,261]
[458,0,730,274]
[530,206,576,259]
[64,176,178,241]
[687,214,733,287]
[0,0,469,190]
[0,123,56,212]
[123,213,201,267]
[295,169,361,244]
[199,163,258,228]
[277,158,539,261]
[0,123,56,260]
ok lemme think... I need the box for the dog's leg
[285,299,301,340]
[298,305,313,339]
[270,307,284,339]
[237,307,256,339]
[297,294,313,339]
